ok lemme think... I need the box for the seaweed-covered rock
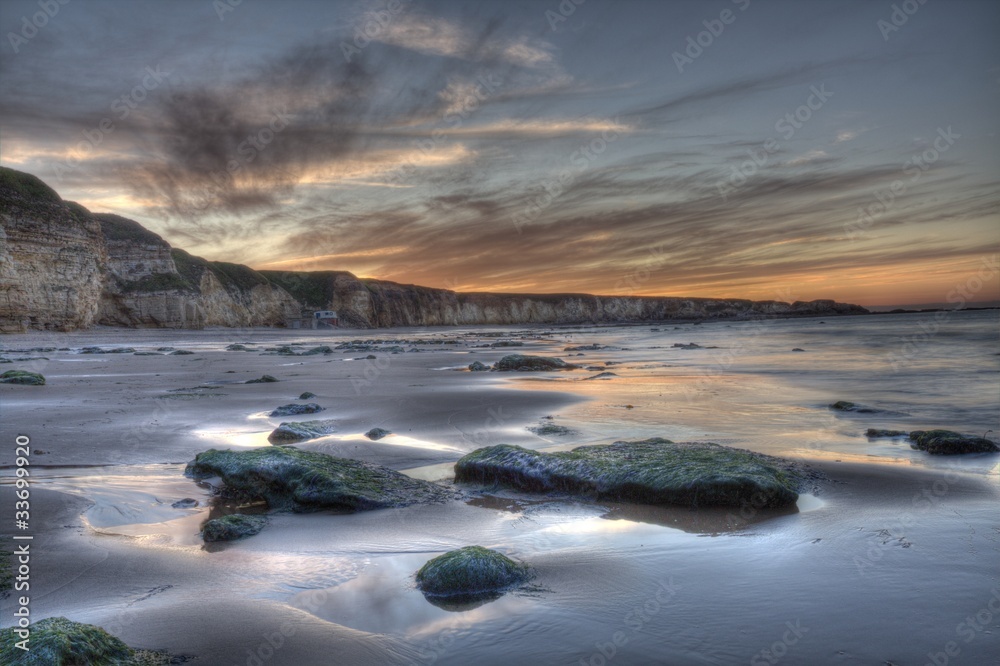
[830,401,883,414]
[267,419,338,443]
[493,354,578,371]
[908,430,1000,455]
[298,392,317,399]
[365,427,391,440]
[0,616,170,665]
[865,429,909,438]
[185,446,452,511]
[584,372,618,380]
[169,350,194,355]
[226,343,254,351]
[246,374,278,384]
[455,439,800,507]
[527,423,574,436]
[0,370,45,385]
[202,514,267,542]
[80,347,135,354]
[171,498,198,508]
[415,546,532,598]
[270,403,325,417]
[468,361,490,372]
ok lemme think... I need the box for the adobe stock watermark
[577,578,679,666]
[750,620,809,665]
[341,0,413,62]
[845,126,958,241]
[923,587,1000,666]
[877,0,930,41]
[715,83,833,201]
[191,110,292,211]
[885,254,996,371]
[511,121,624,234]
[52,65,172,181]
[545,0,586,32]
[213,0,242,22]
[6,0,70,55]
[672,0,751,74]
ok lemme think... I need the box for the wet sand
[2,317,998,665]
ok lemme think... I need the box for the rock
[268,419,338,444]
[169,349,194,355]
[493,354,578,371]
[156,347,174,352]
[80,346,135,354]
[202,514,267,542]
[564,344,604,351]
[0,616,170,665]
[829,401,889,414]
[527,423,574,436]
[490,341,524,347]
[672,342,702,350]
[365,427,391,440]
[455,439,800,507]
[908,430,1000,455]
[365,354,377,359]
[298,392,317,399]
[226,343,251,351]
[415,546,533,599]
[865,429,909,438]
[185,446,452,511]
[171,498,198,508]
[468,361,490,372]
[584,372,618,380]
[0,370,45,385]
[270,403,325,417]
[133,351,162,356]
[791,348,805,352]
[246,374,279,384]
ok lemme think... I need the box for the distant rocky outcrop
[0,166,871,332]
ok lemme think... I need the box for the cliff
[0,166,869,332]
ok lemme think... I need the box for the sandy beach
[2,312,998,665]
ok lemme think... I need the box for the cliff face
[0,166,870,332]
[263,271,869,328]
[0,171,106,332]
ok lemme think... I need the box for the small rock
[365,427,391,440]
[270,403,325,417]
[268,419,338,444]
[493,354,578,372]
[246,375,279,384]
[415,546,533,599]
[298,392,317,399]
[203,514,267,542]
[468,361,490,372]
[908,430,1000,455]
[170,350,195,355]
[171,498,198,508]
[0,370,45,385]
[791,348,805,352]
[865,429,909,439]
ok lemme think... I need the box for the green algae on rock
[455,439,801,508]
[0,617,171,665]
[365,427,391,440]
[202,514,267,542]
[185,446,453,511]
[416,546,533,598]
[908,430,999,455]
[270,403,325,417]
[267,419,338,444]
[0,370,45,385]
[493,354,578,371]
[865,429,909,438]
[246,374,279,384]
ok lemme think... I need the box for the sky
[1,0,998,306]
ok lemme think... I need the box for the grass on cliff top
[96,213,168,245]
[259,270,343,308]
[171,248,273,294]
[455,438,801,508]
[416,546,533,597]
[185,446,451,511]
[0,166,61,204]
[0,617,171,665]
